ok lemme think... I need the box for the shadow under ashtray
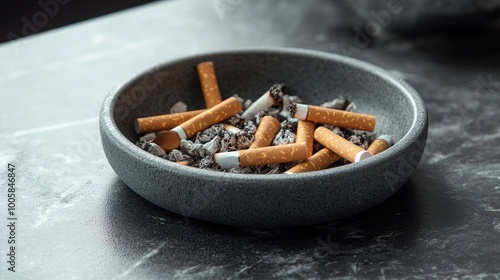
[101,164,464,259]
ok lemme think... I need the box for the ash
[273,120,297,146]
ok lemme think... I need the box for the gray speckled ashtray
[99,48,428,228]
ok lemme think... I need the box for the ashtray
[99,48,427,228]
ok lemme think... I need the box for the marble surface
[0,0,499,278]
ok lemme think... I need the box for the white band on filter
[354,150,372,162]
[241,91,275,120]
[214,151,240,169]
[171,126,187,140]
[294,104,309,120]
[378,134,393,147]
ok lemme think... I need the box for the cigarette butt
[293,103,376,132]
[314,126,372,163]
[367,134,393,156]
[296,120,315,157]
[179,96,242,139]
[155,97,242,151]
[285,148,341,174]
[241,84,286,120]
[241,91,274,120]
[223,124,242,133]
[214,142,308,169]
[197,61,222,108]
[175,160,190,166]
[153,130,181,152]
[134,109,205,134]
[249,116,281,148]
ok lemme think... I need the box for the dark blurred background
[3,0,500,45]
[1,0,157,44]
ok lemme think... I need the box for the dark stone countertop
[1,0,499,278]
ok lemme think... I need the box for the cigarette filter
[241,84,286,120]
[366,134,393,156]
[293,103,376,132]
[296,120,315,157]
[134,109,205,134]
[154,97,242,151]
[197,61,223,108]
[175,160,190,166]
[223,124,242,134]
[314,126,372,163]
[214,142,308,169]
[285,148,341,174]
[249,116,281,148]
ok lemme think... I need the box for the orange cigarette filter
[175,160,190,166]
[214,142,308,169]
[154,97,242,151]
[296,120,315,157]
[314,126,372,163]
[293,103,376,132]
[179,96,242,138]
[249,116,281,148]
[134,109,205,134]
[197,61,223,108]
[285,148,341,174]
[366,135,393,156]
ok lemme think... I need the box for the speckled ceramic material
[99,48,428,228]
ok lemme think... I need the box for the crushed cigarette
[314,126,372,163]
[197,61,223,108]
[290,103,376,132]
[296,120,315,157]
[367,135,393,155]
[285,148,341,174]
[135,109,205,134]
[250,116,281,149]
[214,142,308,169]
[241,83,287,120]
